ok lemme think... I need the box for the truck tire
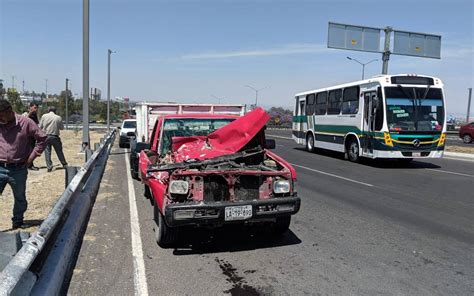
[154,204,178,247]
[273,216,291,235]
[144,184,151,200]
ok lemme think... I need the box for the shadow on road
[170,225,302,255]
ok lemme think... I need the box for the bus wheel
[347,140,360,162]
[306,134,315,152]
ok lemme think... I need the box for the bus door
[362,91,377,155]
[299,100,306,144]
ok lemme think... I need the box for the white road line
[125,150,149,296]
[290,163,374,187]
[443,157,474,163]
[425,168,474,178]
[267,134,292,140]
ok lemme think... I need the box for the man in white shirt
[39,106,68,172]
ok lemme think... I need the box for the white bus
[293,74,446,162]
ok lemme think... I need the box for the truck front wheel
[153,204,178,247]
[273,216,291,235]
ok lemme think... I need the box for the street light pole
[346,57,378,80]
[82,0,90,151]
[244,85,269,107]
[65,78,69,129]
[45,79,48,100]
[107,49,115,132]
[211,94,223,104]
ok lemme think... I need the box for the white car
[118,119,136,148]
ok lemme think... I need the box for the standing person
[39,106,68,172]
[22,102,40,170]
[0,99,47,229]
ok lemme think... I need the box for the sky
[1,0,473,116]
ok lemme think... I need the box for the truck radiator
[235,175,261,201]
[204,176,229,202]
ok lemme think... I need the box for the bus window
[342,86,360,114]
[306,94,315,115]
[327,89,342,115]
[315,92,327,115]
[300,101,306,116]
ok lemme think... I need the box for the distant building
[91,88,101,100]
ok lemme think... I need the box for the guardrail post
[94,143,100,151]
[65,166,80,189]
[85,149,93,162]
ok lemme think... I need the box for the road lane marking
[290,163,374,187]
[125,150,149,296]
[425,168,474,178]
[267,134,292,140]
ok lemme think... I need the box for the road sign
[393,30,441,59]
[327,22,442,74]
[328,22,382,53]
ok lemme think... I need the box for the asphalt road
[68,137,474,295]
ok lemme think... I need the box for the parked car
[459,122,474,144]
[138,108,300,247]
[118,119,137,148]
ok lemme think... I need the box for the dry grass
[0,129,106,232]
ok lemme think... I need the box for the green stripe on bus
[292,115,307,123]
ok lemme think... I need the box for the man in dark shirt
[23,102,40,170]
[0,99,47,229]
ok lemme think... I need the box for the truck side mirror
[265,139,276,149]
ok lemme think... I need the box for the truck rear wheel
[154,204,178,247]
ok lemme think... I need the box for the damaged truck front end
[151,148,300,228]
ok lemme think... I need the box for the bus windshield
[161,118,234,154]
[385,87,444,132]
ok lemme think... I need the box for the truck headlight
[169,180,189,194]
[273,180,290,194]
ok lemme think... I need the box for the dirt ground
[0,129,105,232]
[445,144,474,154]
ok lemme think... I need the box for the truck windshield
[161,118,234,154]
[123,121,136,128]
[385,87,444,132]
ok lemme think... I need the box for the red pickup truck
[138,108,300,246]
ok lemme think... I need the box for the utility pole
[107,49,115,132]
[11,76,15,89]
[467,88,472,123]
[66,78,69,129]
[22,80,25,93]
[82,0,90,151]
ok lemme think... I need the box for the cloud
[177,43,329,60]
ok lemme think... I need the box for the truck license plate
[224,205,252,221]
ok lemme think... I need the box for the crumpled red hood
[172,108,270,163]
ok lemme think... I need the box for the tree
[58,90,75,118]
[6,89,24,113]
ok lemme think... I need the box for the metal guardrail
[0,130,116,296]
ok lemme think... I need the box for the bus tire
[306,133,315,152]
[347,139,360,162]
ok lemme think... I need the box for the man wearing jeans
[39,106,68,172]
[0,99,47,229]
